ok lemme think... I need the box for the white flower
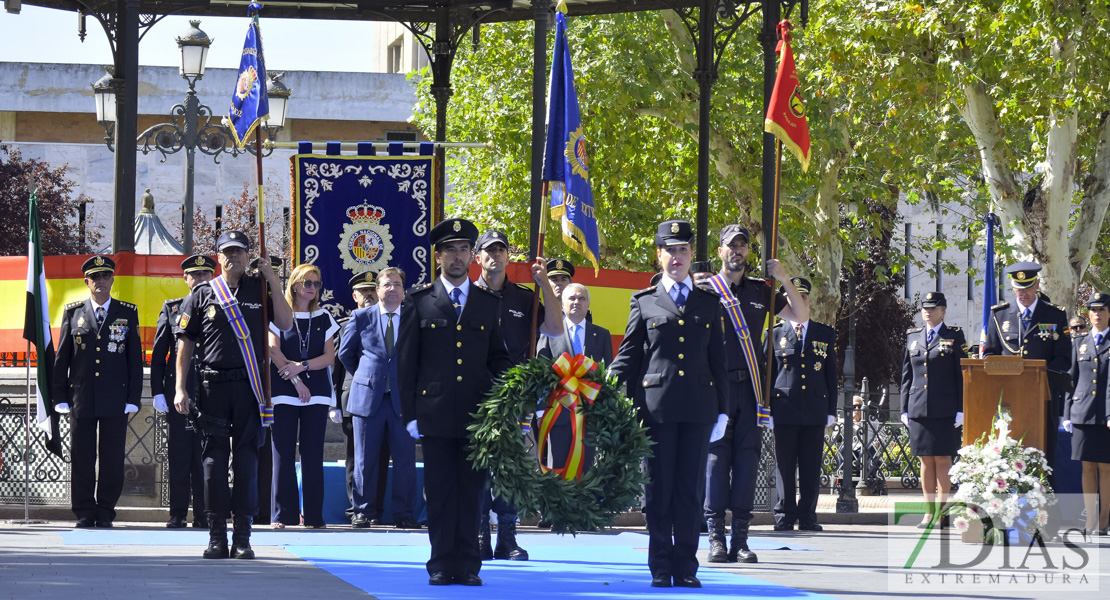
[953,516,970,532]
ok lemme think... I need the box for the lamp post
[92,19,291,254]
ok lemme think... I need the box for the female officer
[900,292,967,528]
[1064,292,1110,535]
[609,220,729,588]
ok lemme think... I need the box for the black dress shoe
[193,516,209,529]
[455,573,483,586]
[395,517,423,529]
[773,521,794,531]
[166,516,187,529]
[650,573,672,588]
[369,518,382,526]
[428,572,452,586]
[75,517,96,529]
[351,514,370,528]
[730,544,758,564]
[95,520,113,528]
[674,575,702,588]
[798,523,823,532]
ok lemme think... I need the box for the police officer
[610,220,730,588]
[547,258,575,299]
[899,292,968,528]
[151,254,216,529]
[398,217,514,587]
[473,229,562,561]
[1063,292,1110,535]
[703,224,809,562]
[54,255,142,528]
[769,277,837,532]
[174,231,293,559]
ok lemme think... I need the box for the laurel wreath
[467,355,653,534]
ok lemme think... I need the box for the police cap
[547,258,575,279]
[655,220,694,246]
[430,218,478,249]
[719,224,750,246]
[82,255,115,276]
[690,260,715,275]
[248,256,283,271]
[475,229,510,251]
[181,254,217,273]
[217,230,250,252]
[349,271,378,290]
[1087,292,1110,309]
[922,291,947,308]
[1005,262,1041,289]
[781,276,812,295]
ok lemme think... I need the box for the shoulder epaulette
[746,276,767,284]
[164,297,185,306]
[908,326,923,334]
[65,300,83,310]
[117,300,137,310]
[632,287,655,297]
[690,284,716,296]
[991,302,1010,311]
[471,284,498,297]
[410,282,434,294]
[949,325,962,331]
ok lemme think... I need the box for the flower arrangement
[947,407,1055,544]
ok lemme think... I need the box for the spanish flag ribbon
[537,352,601,480]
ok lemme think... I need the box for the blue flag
[980,213,999,346]
[542,10,600,273]
[227,4,269,148]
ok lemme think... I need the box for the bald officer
[54,255,143,528]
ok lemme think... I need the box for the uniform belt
[200,368,249,383]
[729,370,750,383]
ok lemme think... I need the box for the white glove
[536,409,546,419]
[954,412,964,428]
[329,408,343,424]
[55,403,71,414]
[709,414,728,443]
[124,404,138,414]
[153,394,168,413]
[767,416,774,430]
[406,419,421,439]
[826,415,836,427]
[900,413,909,427]
[1063,420,1073,434]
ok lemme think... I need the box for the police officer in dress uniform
[398,218,514,587]
[54,255,143,528]
[151,255,216,529]
[1063,293,1110,535]
[769,277,838,532]
[703,225,809,563]
[610,220,730,589]
[472,229,562,561]
[174,231,293,559]
[899,292,968,528]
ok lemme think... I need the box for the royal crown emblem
[338,202,394,276]
[195,256,206,266]
[452,220,461,232]
[235,66,258,101]
[94,256,105,266]
[556,260,565,270]
[671,222,680,234]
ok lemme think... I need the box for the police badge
[206,305,218,320]
[1080,344,1088,354]
[815,361,822,371]
[1002,321,1011,332]
[338,203,394,275]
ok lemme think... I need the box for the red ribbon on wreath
[536,352,602,480]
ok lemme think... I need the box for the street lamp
[91,19,291,254]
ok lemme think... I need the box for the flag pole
[255,126,272,411]
[24,340,31,522]
[529,182,549,359]
[763,139,783,408]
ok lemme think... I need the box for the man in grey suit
[537,282,613,473]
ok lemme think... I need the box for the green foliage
[0,145,101,255]
[468,354,652,534]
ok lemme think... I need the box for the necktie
[571,324,584,356]
[1097,333,1104,347]
[450,288,462,318]
[385,312,396,355]
[673,282,687,310]
[1021,309,1031,332]
[96,306,106,327]
[927,329,935,345]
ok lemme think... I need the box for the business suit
[398,278,512,578]
[769,320,838,529]
[537,318,613,470]
[1067,331,1110,463]
[54,297,142,524]
[339,304,418,523]
[151,297,205,523]
[900,324,967,457]
[610,281,729,582]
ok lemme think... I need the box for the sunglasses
[87,272,113,281]
[300,280,323,290]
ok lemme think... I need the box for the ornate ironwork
[823,391,920,495]
[136,92,258,164]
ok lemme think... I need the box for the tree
[0,145,101,256]
[178,180,291,265]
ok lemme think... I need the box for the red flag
[763,20,810,172]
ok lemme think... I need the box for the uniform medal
[1002,321,1010,332]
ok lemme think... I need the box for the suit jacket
[339,304,402,418]
[536,320,614,365]
[1066,331,1110,425]
[610,283,729,424]
[332,317,353,417]
[770,320,838,426]
[53,297,143,418]
[397,279,513,438]
[900,324,967,419]
[150,297,198,405]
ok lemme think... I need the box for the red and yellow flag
[763,20,810,172]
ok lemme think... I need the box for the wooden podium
[960,357,1050,451]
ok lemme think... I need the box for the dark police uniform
[398,218,513,585]
[150,254,216,528]
[609,220,729,588]
[1066,293,1110,464]
[900,294,967,457]
[54,255,142,527]
[770,315,838,530]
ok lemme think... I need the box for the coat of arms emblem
[338,203,394,274]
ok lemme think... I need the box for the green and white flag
[24,190,62,456]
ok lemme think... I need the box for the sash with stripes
[209,276,273,427]
[706,275,772,428]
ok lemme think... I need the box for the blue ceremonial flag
[226,3,269,148]
[980,213,999,347]
[542,8,600,274]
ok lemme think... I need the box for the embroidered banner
[292,153,434,319]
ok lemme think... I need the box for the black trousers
[271,403,328,527]
[705,381,761,532]
[643,421,712,579]
[422,436,484,577]
[70,414,127,523]
[166,405,205,519]
[198,378,260,520]
[773,424,824,527]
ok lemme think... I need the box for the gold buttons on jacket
[423,390,427,396]
[923,373,928,378]
[95,359,100,364]
[801,385,806,390]
[801,374,806,379]
[431,324,436,329]
[457,375,463,382]
[95,372,99,377]
[678,354,684,359]
[679,370,685,376]
[679,337,685,342]
[457,359,463,365]
[456,342,462,348]
[678,319,685,325]
[924,385,928,390]
[457,324,462,331]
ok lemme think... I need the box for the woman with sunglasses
[268,264,340,528]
